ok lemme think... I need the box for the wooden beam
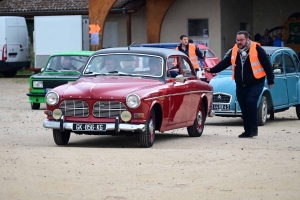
[126,12,132,45]
[146,0,175,43]
[89,0,117,50]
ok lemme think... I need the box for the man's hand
[204,67,211,72]
[268,84,273,89]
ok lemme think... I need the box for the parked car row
[27,45,300,148]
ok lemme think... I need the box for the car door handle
[284,77,287,80]
[20,49,23,51]
[296,75,299,78]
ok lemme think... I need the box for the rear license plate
[213,104,230,110]
[73,123,106,131]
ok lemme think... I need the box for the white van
[0,16,31,77]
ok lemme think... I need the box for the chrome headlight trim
[33,80,43,88]
[45,91,59,106]
[126,94,141,109]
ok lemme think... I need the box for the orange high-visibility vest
[176,44,200,69]
[231,42,266,80]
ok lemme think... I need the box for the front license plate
[73,123,106,131]
[213,104,230,110]
[45,88,52,93]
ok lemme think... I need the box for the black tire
[31,102,40,110]
[258,96,267,126]
[187,102,205,137]
[2,70,17,77]
[53,129,71,145]
[139,109,155,148]
[296,105,300,120]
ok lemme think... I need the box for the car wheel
[258,96,267,126]
[296,105,300,120]
[31,102,40,110]
[187,102,205,137]
[53,129,71,145]
[139,109,155,148]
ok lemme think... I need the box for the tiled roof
[0,0,145,13]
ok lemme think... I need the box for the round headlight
[46,91,59,106]
[126,94,141,109]
[120,111,132,122]
[53,109,63,120]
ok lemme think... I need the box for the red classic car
[43,47,214,147]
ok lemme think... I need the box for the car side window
[166,57,179,78]
[284,54,296,74]
[273,54,283,74]
[292,54,300,72]
[181,57,194,77]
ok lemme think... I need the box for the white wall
[161,0,222,58]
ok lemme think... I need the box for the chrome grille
[93,101,127,118]
[59,100,89,117]
[213,93,231,103]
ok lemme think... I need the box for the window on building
[188,19,209,37]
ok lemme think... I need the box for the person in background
[148,57,162,76]
[273,33,284,47]
[60,57,77,70]
[176,35,205,71]
[100,57,120,73]
[188,39,205,69]
[204,30,274,138]
[260,29,273,46]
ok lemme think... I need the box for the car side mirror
[273,68,281,74]
[41,68,44,72]
[175,74,185,83]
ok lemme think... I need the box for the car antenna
[128,41,136,50]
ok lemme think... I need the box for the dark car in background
[134,43,220,82]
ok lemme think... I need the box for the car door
[283,53,298,104]
[166,56,191,125]
[270,52,289,107]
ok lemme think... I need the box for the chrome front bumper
[43,120,146,132]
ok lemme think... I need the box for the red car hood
[60,76,162,99]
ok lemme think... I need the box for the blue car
[210,46,300,125]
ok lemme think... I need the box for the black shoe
[250,129,258,137]
[250,132,258,137]
[238,132,253,138]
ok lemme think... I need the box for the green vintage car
[27,51,94,110]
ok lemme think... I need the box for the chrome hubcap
[149,118,154,141]
[262,101,267,122]
[197,111,203,128]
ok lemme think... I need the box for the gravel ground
[0,77,299,200]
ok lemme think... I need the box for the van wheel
[258,96,267,126]
[31,102,40,110]
[187,102,205,137]
[53,129,70,145]
[296,105,300,120]
[2,70,17,77]
[139,109,155,148]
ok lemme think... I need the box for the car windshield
[83,54,163,77]
[45,55,89,72]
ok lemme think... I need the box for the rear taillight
[2,44,7,61]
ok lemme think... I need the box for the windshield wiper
[46,68,59,72]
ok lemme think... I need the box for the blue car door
[270,53,289,107]
[283,53,298,104]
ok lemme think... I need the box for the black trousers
[236,82,264,135]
